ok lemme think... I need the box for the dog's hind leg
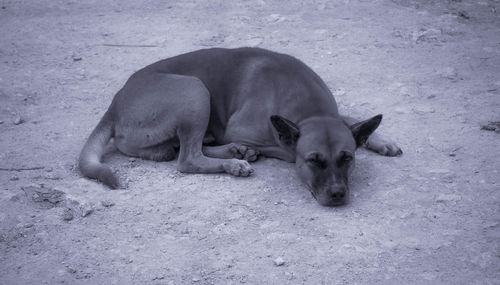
[342,115,402,156]
[174,77,254,177]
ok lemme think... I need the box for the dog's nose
[329,188,347,205]
[330,192,345,199]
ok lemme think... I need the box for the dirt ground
[1,0,499,284]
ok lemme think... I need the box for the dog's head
[271,114,382,206]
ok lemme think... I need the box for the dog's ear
[350,114,382,147]
[270,115,300,146]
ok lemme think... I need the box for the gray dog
[79,48,402,206]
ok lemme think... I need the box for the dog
[79,47,402,206]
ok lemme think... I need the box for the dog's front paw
[242,148,259,162]
[229,143,260,162]
[366,137,402,156]
[223,159,254,177]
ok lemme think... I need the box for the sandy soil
[1,0,499,284]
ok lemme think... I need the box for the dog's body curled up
[79,47,401,206]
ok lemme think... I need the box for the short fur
[79,47,402,206]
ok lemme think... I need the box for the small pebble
[13,115,23,125]
[62,209,74,221]
[10,175,19,181]
[81,207,93,217]
[437,67,457,80]
[274,257,285,266]
[458,11,470,20]
[101,200,115,207]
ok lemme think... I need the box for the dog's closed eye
[306,153,328,169]
[337,151,353,166]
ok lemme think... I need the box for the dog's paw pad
[223,159,254,177]
[229,144,246,159]
[229,143,259,161]
[243,149,260,162]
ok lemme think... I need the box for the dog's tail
[78,111,119,188]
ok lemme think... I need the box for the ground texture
[1,0,499,284]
